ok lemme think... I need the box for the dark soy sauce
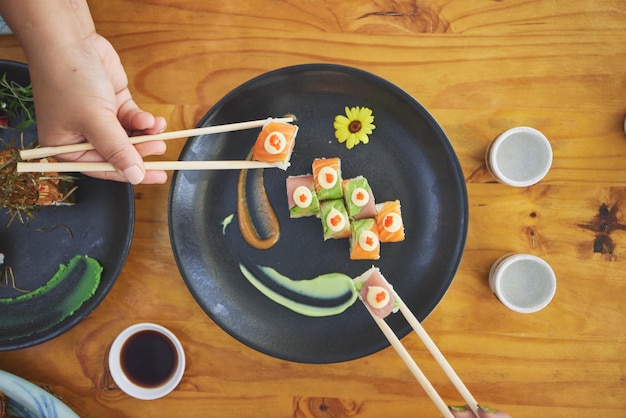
[120,330,178,388]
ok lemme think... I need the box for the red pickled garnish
[298,193,307,203]
[365,236,374,247]
[356,191,365,201]
[330,214,342,227]
[375,290,387,303]
[325,172,335,184]
[268,133,283,151]
[384,215,394,228]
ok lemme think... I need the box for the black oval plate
[0,60,134,350]
[169,64,467,363]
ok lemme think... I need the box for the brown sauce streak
[237,161,280,250]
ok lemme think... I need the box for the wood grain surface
[1,1,625,417]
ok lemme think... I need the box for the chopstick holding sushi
[354,267,480,418]
[17,118,301,174]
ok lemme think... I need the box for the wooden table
[1,1,625,416]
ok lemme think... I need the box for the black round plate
[169,64,467,363]
[0,60,134,350]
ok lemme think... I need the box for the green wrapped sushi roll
[343,176,376,220]
[320,199,351,240]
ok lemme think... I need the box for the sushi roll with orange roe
[343,176,376,220]
[312,157,343,200]
[375,200,405,243]
[350,218,380,260]
[320,199,351,240]
[286,175,320,218]
[252,121,298,170]
[353,266,398,318]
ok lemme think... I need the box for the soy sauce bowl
[108,323,185,400]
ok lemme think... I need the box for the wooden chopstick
[393,290,480,417]
[17,160,274,173]
[19,116,295,161]
[362,303,456,418]
[362,290,479,418]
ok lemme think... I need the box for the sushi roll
[343,176,376,220]
[353,266,398,318]
[350,218,380,260]
[286,175,320,218]
[376,200,405,242]
[252,121,298,169]
[320,199,351,240]
[312,157,343,200]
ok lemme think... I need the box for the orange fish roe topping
[268,133,283,151]
[375,290,387,304]
[330,214,342,227]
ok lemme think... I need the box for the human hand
[449,405,512,418]
[28,32,167,184]
[0,0,168,184]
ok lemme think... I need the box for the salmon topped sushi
[343,176,376,220]
[252,121,298,170]
[286,174,320,218]
[353,267,398,318]
[312,157,343,200]
[376,200,405,243]
[350,218,380,260]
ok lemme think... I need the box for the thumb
[83,111,146,184]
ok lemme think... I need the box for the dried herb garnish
[1,266,29,293]
[0,73,36,129]
[1,141,77,227]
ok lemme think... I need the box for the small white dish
[489,254,556,313]
[108,323,185,400]
[486,126,552,187]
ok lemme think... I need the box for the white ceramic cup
[489,254,556,314]
[108,323,185,400]
[486,126,552,187]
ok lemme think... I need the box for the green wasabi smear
[0,255,102,304]
[221,213,234,235]
[0,254,103,340]
[239,264,357,317]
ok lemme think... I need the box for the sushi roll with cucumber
[312,157,343,200]
[343,176,376,220]
[353,266,398,318]
[286,175,320,218]
[350,218,380,260]
[320,199,351,240]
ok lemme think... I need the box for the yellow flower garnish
[333,106,375,149]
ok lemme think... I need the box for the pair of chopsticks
[361,290,479,418]
[16,116,295,173]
